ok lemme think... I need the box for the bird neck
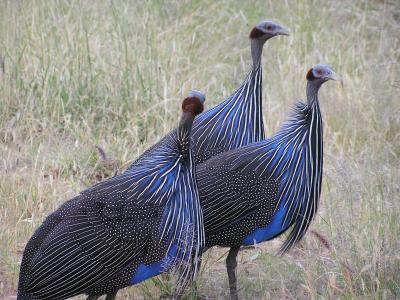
[306,80,322,105]
[177,112,195,158]
[251,39,265,70]
[179,111,195,130]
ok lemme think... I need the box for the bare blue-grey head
[249,20,290,68]
[306,64,338,104]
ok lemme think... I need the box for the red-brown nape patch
[306,68,315,81]
[249,27,265,39]
[182,97,204,116]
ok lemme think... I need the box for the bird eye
[266,25,273,31]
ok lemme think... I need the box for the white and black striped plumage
[190,20,289,164]
[191,65,264,164]
[17,93,206,300]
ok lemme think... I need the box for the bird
[17,91,206,300]
[190,20,289,164]
[196,65,338,300]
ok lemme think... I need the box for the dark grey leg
[105,290,118,300]
[226,246,240,300]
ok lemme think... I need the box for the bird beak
[328,71,339,81]
[277,26,290,36]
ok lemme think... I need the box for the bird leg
[226,246,240,300]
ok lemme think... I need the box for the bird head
[306,64,338,83]
[249,20,289,40]
[182,90,206,116]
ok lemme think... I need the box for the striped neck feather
[276,99,323,253]
[192,65,264,160]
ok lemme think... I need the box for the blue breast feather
[242,203,289,245]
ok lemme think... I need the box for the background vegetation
[0,0,399,299]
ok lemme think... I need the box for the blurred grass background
[0,0,399,299]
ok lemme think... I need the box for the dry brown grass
[1,0,399,299]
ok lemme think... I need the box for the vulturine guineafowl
[189,20,288,164]
[196,65,338,300]
[17,91,206,300]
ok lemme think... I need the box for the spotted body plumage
[199,164,279,247]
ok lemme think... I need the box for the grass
[0,0,399,299]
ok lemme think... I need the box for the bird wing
[198,158,278,235]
